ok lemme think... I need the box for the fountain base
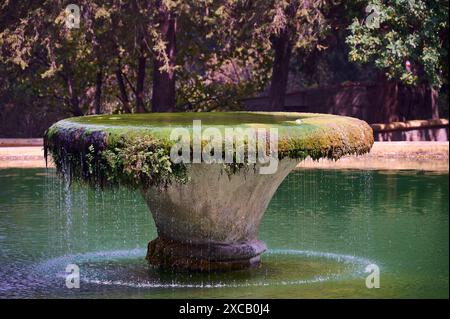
[146,237,267,271]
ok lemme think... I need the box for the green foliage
[176,72,255,111]
[0,1,272,114]
[347,0,449,88]
[1,0,447,127]
[46,129,188,189]
[206,1,331,90]
[99,136,188,187]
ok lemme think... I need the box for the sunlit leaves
[347,0,448,88]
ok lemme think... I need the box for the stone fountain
[44,112,373,271]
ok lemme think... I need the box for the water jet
[44,112,373,271]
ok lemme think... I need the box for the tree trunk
[94,70,103,114]
[268,30,293,111]
[66,75,83,116]
[135,52,147,113]
[377,75,399,123]
[429,87,439,119]
[152,4,177,112]
[374,74,440,123]
[399,83,439,120]
[115,67,131,113]
[61,61,83,116]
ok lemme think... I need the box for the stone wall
[242,82,448,141]
[242,82,439,124]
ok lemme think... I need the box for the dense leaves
[0,0,448,137]
[347,0,448,88]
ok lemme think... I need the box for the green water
[0,168,448,298]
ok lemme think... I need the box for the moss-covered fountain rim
[45,111,375,162]
[44,112,374,189]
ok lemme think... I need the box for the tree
[266,0,328,110]
[0,1,110,116]
[347,0,449,120]
[209,1,329,111]
[151,1,177,112]
[0,1,242,114]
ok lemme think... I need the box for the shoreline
[297,141,449,172]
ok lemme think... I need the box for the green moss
[44,112,373,189]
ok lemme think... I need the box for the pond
[0,168,448,298]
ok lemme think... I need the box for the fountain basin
[44,112,373,271]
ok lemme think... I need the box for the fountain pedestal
[146,237,267,271]
[141,161,297,271]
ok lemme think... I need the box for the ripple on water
[29,248,375,291]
